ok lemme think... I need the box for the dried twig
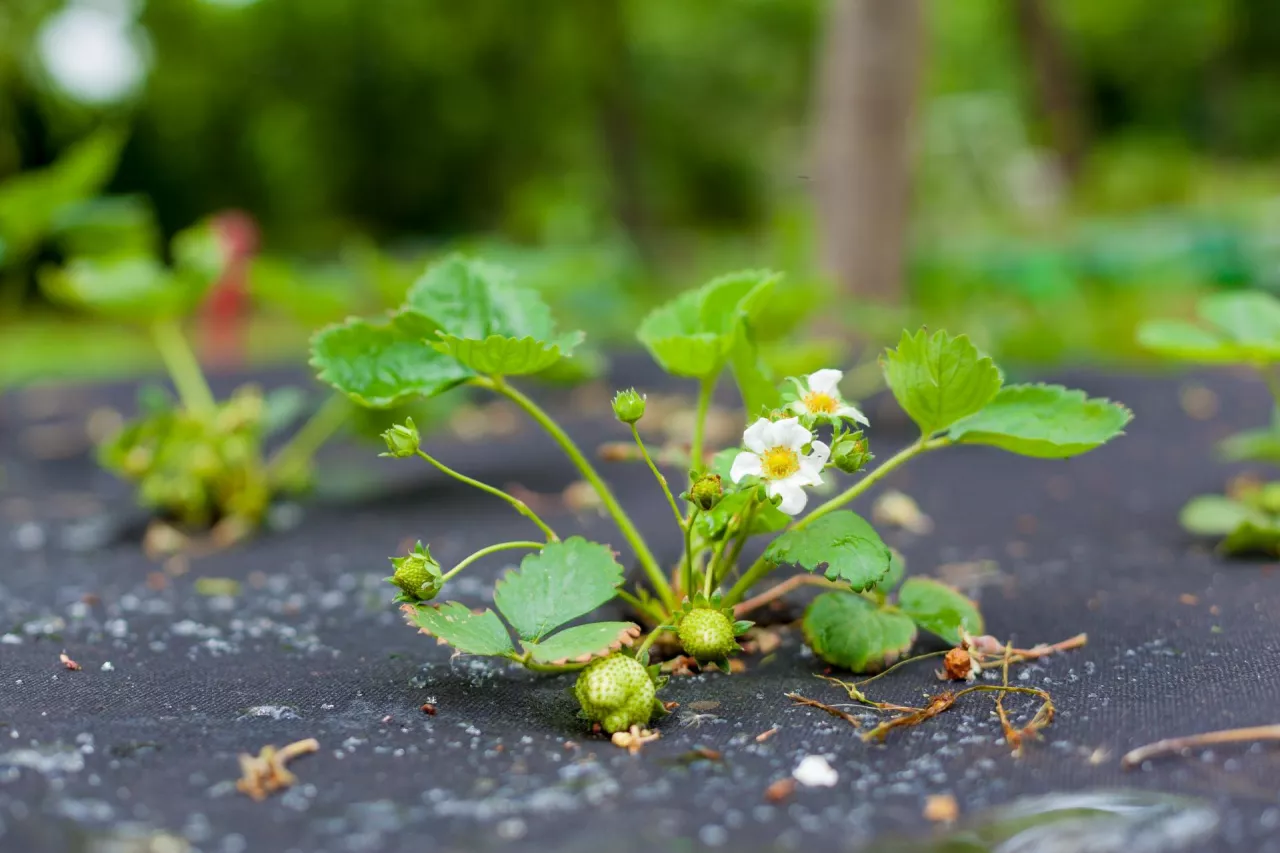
[1121,724,1280,769]
[733,575,843,618]
[236,738,319,801]
[785,693,861,727]
[863,692,959,741]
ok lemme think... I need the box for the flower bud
[830,432,872,474]
[689,473,723,511]
[380,418,420,459]
[611,388,646,425]
[388,541,443,601]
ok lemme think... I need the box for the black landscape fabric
[2,361,1280,853]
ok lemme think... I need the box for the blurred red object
[199,210,259,370]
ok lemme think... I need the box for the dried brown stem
[236,738,320,801]
[733,575,844,618]
[786,693,862,728]
[1121,725,1280,769]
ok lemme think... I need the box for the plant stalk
[631,424,685,531]
[443,540,544,581]
[151,319,216,417]
[689,375,716,474]
[414,449,558,542]
[477,377,675,611]
[267,393,350,488]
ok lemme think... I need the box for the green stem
[723,437,948,606]
[414,448,558,542]
[616,588,668,625]
[798,436,950,531]
[476,377,676,611]
[267,393,350,487]
[150,319,215,416]
[442,540,544,582]
[684,508,700,599]
[689,376,716,474]
[632,424,685,531]
[1261,365,1280,426]
[718,499,759,587]
[634,625,671,660]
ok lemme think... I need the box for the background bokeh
[4,0,1280,384]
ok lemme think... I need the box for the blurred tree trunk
[1013,0,1090,180]
[814,0,924,304]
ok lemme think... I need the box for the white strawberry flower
[787,369,869,426]
[729,417,829,515]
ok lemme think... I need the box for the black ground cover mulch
[2,357,1279,853]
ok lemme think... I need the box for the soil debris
[610,725,660,755]
[235,738,319,801]
[755,727,779,743]
[923,793,959,824]
[59,651,81,671]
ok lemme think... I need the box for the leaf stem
[442,540,544,582]
[413,448,558,542]
[150,319,216,417]
[732,574,845,618]
[631,424,685,531]
[717,499,759,587]
[798,436,950,531]
[689,375,716,474]
[476,377,675,611]
[267,393,350,488]
[634,625,670,660]
[615,588,669,625]
[685,508,700,599]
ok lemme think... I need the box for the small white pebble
[793,755,838,788]
[101,662,114,672]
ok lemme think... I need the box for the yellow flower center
[761,446,800,480]
[803,391,839,415]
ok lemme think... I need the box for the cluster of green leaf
[313,252,1131,733]
[37,219,354,534]
[1139,290,1280,554]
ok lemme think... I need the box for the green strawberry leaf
[1198,291,1280,351]
[870,549,907,596]
[882,329,1003,437]
[727,321,782,420]
[1138,292,1280,364]
[896,577,984,645]
[404,602,515,657]
[0,126,127,258]
[310,317,473,408]
[524,622,641,665]
[1221,520,1280,556]
[946,383,1133,458]
[1136,320,1243,363]
[697,489,790,541]
[1218,428,1280,463]
[1179,494,1263,536]
[492,537,625,642]
[803,592,917,673]
[762,510,892,590]
[170,220,226,291]
[38,257,192,320]
[637,269,781,379]
[433,330,585,376]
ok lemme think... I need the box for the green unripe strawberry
[574,654,656,734]
[677,607,737,661]
[387,541,443,601]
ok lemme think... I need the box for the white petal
[807,439,831,466]
[769,417,812,452]
[742,418,772,454]
[769,479,809,515]
[838,404,870,426]
[806,369,844,396]
[796,448,828,487]
[787,398,809,415]
[729,451,763,483]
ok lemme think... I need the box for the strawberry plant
[312,254,1132,732]
[38,219,352,537]
[1138,290,1280,554]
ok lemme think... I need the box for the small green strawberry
[387,541,443,602]
[674,594,753,667]
[574,653,662,734]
